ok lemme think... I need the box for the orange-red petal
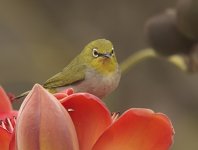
[54,88,74,101]
[16,84,79,150]
[9,131,16,150]
[61,93,112,150]
[0,127,12,150]
[53,92,68,101]
[92,108,174,150]
[0,87,12,113]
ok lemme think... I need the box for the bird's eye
[92,48,99,58]
[111,48,114,56]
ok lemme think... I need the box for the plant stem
[120,48,189,74]
[167,55,188,72]
[120,48,158,74]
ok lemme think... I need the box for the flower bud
[16,84,79,150]
[177,0,198,40]
[145,9,194,56]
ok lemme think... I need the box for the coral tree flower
[0,87,17,150]
[16,84,174,150]
[16,84,79,150]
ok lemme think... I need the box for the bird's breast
[56,66,121,99]
[74,66,121,98]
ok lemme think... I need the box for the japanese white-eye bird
[16,39,121,99]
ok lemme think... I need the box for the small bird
[17,39,121,99]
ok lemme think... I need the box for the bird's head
[81,39,119,75]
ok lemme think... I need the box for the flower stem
[167,55,188,72]
[120,48,189,74]
[120,48,158,74]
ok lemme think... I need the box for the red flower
[15,84,174,150]
[0,87,17,150]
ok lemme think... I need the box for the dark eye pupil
[111,50,114,55]
[94,51,98,55]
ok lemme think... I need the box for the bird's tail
[14,91,30,99]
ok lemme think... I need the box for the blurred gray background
[0,0,197,149]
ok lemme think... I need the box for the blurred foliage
[0,0,198,149]
[146,0,198,73]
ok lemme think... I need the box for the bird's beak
[102,53,111,58]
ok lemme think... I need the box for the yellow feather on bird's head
[80,39,119,75]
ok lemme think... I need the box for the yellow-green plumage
[17,39,121,99]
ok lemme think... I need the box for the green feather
[43,56,86,88]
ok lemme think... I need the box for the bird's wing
[43,63,86,88]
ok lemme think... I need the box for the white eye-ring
[111,47,114,56]
[92,48,99,58]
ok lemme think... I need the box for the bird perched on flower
[17,39,121,99]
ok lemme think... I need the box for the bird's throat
[92,58,118,75]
